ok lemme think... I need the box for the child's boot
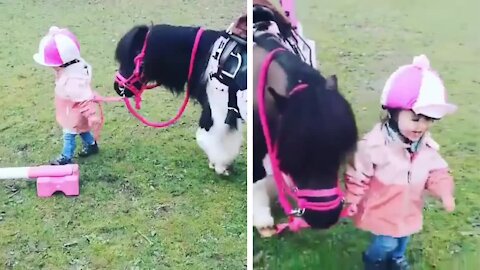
[50,155,73,165]
[389,257,410,270]
[362,252,388,270]
[78,142,99,157]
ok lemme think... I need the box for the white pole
[0,167,30,179]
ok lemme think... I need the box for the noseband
[115,28,204,128]
[257,47,347,234]
[115,30,157,109]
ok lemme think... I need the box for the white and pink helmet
[380,54,457,119]
[33,26,81,67]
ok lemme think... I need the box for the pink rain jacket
[345,123,454,237]
[53,60,101,136]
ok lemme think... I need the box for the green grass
[0,0,246,269]
[254,0,480,269]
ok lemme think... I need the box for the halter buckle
[290,208,305,217]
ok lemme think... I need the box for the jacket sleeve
[425,160,454,200]
[344,140,374,205]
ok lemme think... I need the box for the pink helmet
[380,54,457,119]
[33,26,81,67]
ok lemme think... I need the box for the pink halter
[257,47,348,234]
[115,28,204,128]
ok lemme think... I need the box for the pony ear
[132,25,149,43]
[268,87,288,112]
[115,25,149,62]
[125,25,149,49]
[325,75,338,91]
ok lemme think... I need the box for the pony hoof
[215,166,230,176]
[253,212,274,234]
[221,169,230,176]
[257,227,276,238]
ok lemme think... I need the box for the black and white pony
[113,24,247,176]
[253,20,358,236]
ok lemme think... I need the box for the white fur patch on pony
[262,155,293,187]
[195,37,244,175]
[207,35,248,122]
[196,125,243,175]
[237,89,247,121]
[253,155,297,236]
[253,174,277,236]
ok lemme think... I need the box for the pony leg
[196,126,231,175]
[212,125,243,176]
[196,127,217,171]
[196,124,243,176]
[215,124,243,175]
[253,175,278,237]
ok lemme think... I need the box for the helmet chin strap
[383,105,434,154]
[388,119,409,142]
[387,110,413,145]
[59,59,80,68]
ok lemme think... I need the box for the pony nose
[113,81,120,92]
[113,81,126,97]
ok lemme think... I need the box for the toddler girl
[344,55,457,270]
[33,26,101,165]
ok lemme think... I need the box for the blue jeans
[62,131,95,159]
[365,235,410,261]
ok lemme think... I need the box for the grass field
[254,0,480,269]
[0,0,246,269]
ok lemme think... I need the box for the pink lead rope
[116,28,205,128]
[257,47,350,234]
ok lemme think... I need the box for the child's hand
[88,116,101,128]
[442,196,455,212]
[344,203,358,216]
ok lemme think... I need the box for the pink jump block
[31,164,80,197]
[37,174,79,197]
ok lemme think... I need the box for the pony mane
[256,33,358,181]
[115,24,222,101]
[115,25,149,76]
